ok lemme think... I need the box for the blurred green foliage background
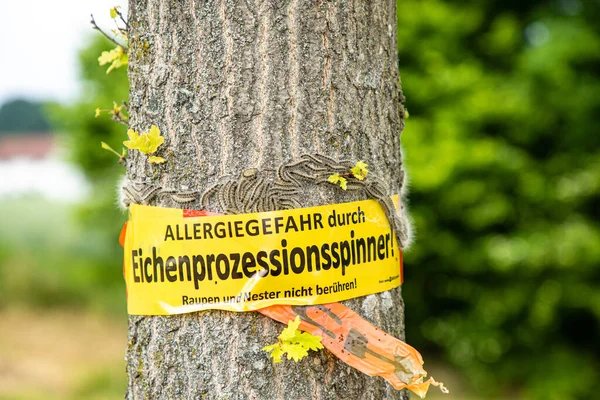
[1,0,598,399]
[397,0,599,399]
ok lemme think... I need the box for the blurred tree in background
[397,0,600,399]
[0,36,130,316]
[0,99,51,134]
[40,1,599,398]
[44,35,130,312]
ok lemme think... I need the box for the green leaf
[110,7,118,19]
[101,141,122,158]
[328,173,348,190]
[350,161,368,181]
[294,331,325,352]
[281,342,309,362]
[144,125,165,154]
[123,125,165,155]
[148,156,166,164]
[123,129,142,151]
[106,52,128,74]
[262,343,284,363]
[98,46,122,66]
[262,316,323,364]
[327,173,341,185]
[112,101,123,115]
[98,46,128,74]
[279,316,302,341]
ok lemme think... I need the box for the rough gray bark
[125,0,409,399]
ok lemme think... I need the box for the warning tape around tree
[122,197,403,315]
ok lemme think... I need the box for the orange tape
[119,221,128,247]
[258,303,442,397]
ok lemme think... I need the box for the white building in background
[0,134,90,202]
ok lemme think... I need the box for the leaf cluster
[98,46,128,74]
[262,316,324,363]
[123,125,166,164]
[327,161,369,190]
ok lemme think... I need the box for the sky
[0,0,127,106]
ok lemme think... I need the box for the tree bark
[125,0,408,399]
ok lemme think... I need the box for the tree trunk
[125,0,408,399]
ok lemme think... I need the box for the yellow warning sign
[123,197,402,315]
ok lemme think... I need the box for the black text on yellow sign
[123,197,403,315]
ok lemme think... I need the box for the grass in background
[0,196,127,399]
[0,196,126,315]
[0,308,126,400]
